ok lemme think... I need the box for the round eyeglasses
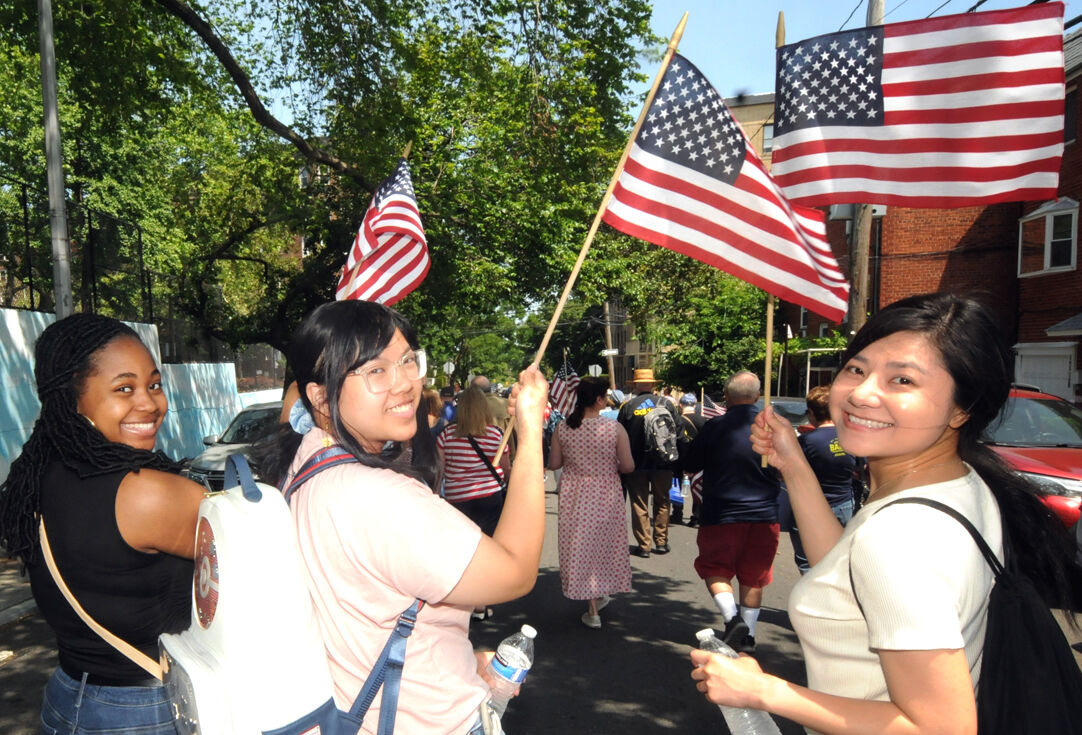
[348,349,427,393]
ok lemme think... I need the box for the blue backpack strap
[225,453,263,502]
[342,599,425,735]
[281,446,358,504]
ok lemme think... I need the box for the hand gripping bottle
[694,629,781,735]
[486,624,537,718]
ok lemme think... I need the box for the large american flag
[772,3,1065,208]
[335,158,430,305]
[603,55,849,324]
[549,360,580,418]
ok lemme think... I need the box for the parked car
[983,386,1082,528]
[185,401,283,491]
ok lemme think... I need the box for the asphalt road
[2,474,1079,734]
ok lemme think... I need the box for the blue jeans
[40,667,178,735]
[790,499,855,574]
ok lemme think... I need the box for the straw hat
[632,368,659,384]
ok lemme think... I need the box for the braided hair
[0,313,180,566]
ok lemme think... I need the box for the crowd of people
[1,292,1080,735]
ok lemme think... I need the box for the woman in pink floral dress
[549,377,634,629]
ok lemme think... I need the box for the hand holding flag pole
[489,12,689,463]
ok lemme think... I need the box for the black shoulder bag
[850,497,1082,735]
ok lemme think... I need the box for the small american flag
[772,3,1065,208]
[603,54,849,324]
[336,158,430,306]
[549,360,580,418]
[700,394,725,420]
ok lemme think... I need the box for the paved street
[2,474,1080,734]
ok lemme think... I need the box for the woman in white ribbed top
[690,293,1079,735]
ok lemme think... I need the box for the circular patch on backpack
[194,517,219,628]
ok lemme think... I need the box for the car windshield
[985,396,1082,448]
[220,407,280,444]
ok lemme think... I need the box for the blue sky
[640,0,1077,100]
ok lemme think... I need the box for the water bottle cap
[694,628,716,642]
[521,624,537,639]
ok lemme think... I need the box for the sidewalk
[0,557,35,628]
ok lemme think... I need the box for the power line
[839,0,865,30]
[926,0,952,17]
[884,0,915,20]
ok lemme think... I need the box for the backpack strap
[281,446,359,504]
[849,496,1004,618]
[343,598,425,735]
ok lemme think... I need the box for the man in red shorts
[683,371,781,653]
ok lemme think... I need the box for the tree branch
[152,0,374,192]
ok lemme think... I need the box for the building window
[1018,198,1078,276]
[799,306,808,336]
[763,123,774,153]
[1066,87,1077,146]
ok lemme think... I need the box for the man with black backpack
[618,368,682,558]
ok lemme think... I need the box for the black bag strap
[849,496,1004,618]
[466,435,506,488]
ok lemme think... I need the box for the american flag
[603,55,849,324]
[549,360,580,418]
[699,393,725,419]
[772,3,1065,208]
[335,158,430,305]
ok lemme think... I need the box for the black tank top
[28,460,193,683]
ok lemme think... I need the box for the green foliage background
[0,0,845,389]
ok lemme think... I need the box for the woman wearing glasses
[262,300,548,734]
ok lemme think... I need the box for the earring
[320,416,333,447]
[80,414,97,429]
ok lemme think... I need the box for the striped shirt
[436,424,505,502]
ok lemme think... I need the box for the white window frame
[1018,198,1078,277]
[762,123,774,153]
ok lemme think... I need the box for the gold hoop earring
[80,414,97,429]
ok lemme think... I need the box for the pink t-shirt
[288,430,485,734]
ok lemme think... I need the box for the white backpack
[159,451,421,735]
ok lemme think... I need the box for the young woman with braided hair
[0,313,204,734]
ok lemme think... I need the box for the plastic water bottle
[694,629,781,735]
[486,624,537,717]
[681,475,691,498]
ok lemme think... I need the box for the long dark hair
[843,293,1081,615]
[0,314,180,566]
[255,301,437,488]
[566,377,610,429]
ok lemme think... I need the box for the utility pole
[847,0,884,335]
[602,300,617,386]
[38,0,73,318]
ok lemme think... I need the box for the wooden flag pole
[492,12,689,461]
[761,12,786,467]
[401,140,413,160]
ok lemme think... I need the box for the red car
[984,387,1082,528]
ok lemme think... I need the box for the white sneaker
[580,612,601,629]
[597,595,612,612]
